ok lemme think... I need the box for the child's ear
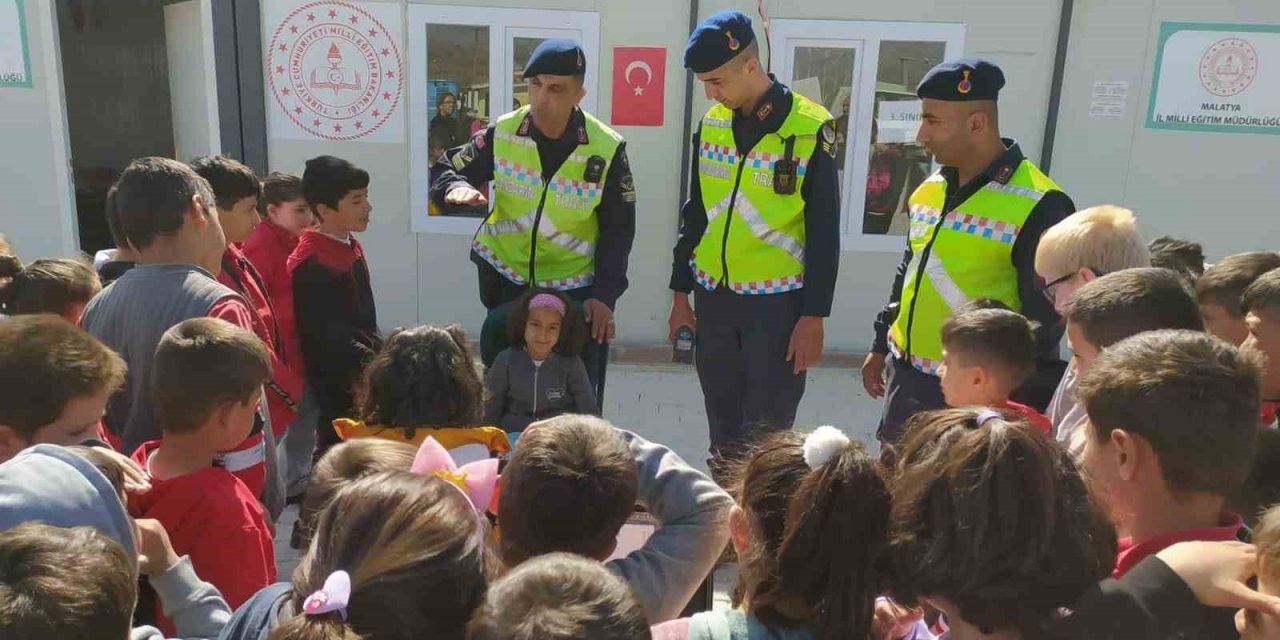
[971,364,989,388]
[1112,429,1141,482]
[729,504,751,554]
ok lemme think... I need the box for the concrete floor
[274,360,885,610]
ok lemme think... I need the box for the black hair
[189,155,262,210]
[303,156,370,218]
[505,289,585,357]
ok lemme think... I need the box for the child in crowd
[0,315,125,461]
[485,289,597,433]
[653,426,890,640]
[0,254,100,322]
[290,155,381,456]
[291,438,416,550]
[1033,205,1149,444]
[1243,268,1280,409]
[1077,330,1259,639]
[243,171,312,376]
[938,301,1051,434]
[1237,506,1280,639]
[1056,267,1203,454]
[468,553,650,640]
[1148,235,1206,287]
[220,471,494,640]
[96,185,140,285]
[128,318,276,624]
[498,414,732,623]
[191,156,302,456]
[1196,252,1280,346]
[0,444,232,639]
[335,324,508,458]
[889,408,1117,639]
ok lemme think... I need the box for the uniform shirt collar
[736,75,791,132]
[941,137,1025,186]
[517,107,589,144]
[1112,511,1245,578]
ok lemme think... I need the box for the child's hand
[870,598,924,640]
[96,446,151,494]
[136,518,181,578]
[1156,541,1280,617]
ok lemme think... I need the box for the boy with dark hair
[81,157,275,502]
[466,552,649,640]
[0,445,232,639]
[290,155,380,454]
[1243,268,1280,405]
[499,414,731,623]
[1077,330,1259,639]
[244,171,314,495]
[1196,252,1280,346]
[191,157,302,442]
[0,315,126,461]
[938,301,1050,434]
[1148,235,1205,286]
[128,318,277,624]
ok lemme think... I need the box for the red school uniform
[129,441,277,634]
[242,220,304,372]
[997,400,1053,436]
[1112,512,1244,578]
[219,244,304,436]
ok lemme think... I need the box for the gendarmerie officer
[667,11,841,468]
[861,59,1076,443]
[430,40,636,390]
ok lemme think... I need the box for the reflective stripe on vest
[692,93,831,295]
[472,106,622,291]
[888,160,1060,374]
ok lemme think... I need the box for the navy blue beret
[916,58,1005,102]
[683,11,756,73]
[522,39,586,78]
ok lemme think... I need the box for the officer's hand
[787,316,825,374]
[667,293,696,341]
[861,352,887,399]
[445,186,488,206]
[583,299,614,344]
[136,518,181,578]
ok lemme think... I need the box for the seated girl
[484,289,598,434]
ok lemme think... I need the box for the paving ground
[275,360,884,609]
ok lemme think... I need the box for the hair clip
[303,570,351,620]
[528,293,567,316]
[803,426,851,470]
[410,436,500,514]
[974,409,1003,426]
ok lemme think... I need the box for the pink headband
[410,437,499,514]
[528,293,566,316]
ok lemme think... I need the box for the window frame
[771,19,966,252]
[408,4,600,234]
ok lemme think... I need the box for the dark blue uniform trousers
[876,355,946,444]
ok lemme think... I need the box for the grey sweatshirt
[609,431,733,623]
[0,445,231,640]
[484,348,598,432]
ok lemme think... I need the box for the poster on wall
[263,0,405,142]
[0,0,33,88]
[876,100,922,143]
[1147,23,1280,135]
[611,47,665,126]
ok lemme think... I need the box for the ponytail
[744,429,891,640]
[0,255,100,317]
[268,614,363,640]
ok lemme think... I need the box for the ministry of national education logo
[266,1,403,141]
[1199,37,1258,98]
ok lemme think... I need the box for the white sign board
[1147,23,1280,135]
[263,0,405,142]
[1089,81,1129,120]
[876,100,922,143]
[0,0,32,88]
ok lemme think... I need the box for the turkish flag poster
[612,47,666,126]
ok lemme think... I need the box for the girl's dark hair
[271,471,495,640]
[356,325,483,437]
[729,429,890,640]
[505,289,584,357]
[889,408,1117,635]
[0,255,101,317]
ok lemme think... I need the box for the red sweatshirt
[243,221,304,372]
[130,441,277,634]
[219,245,303,436]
